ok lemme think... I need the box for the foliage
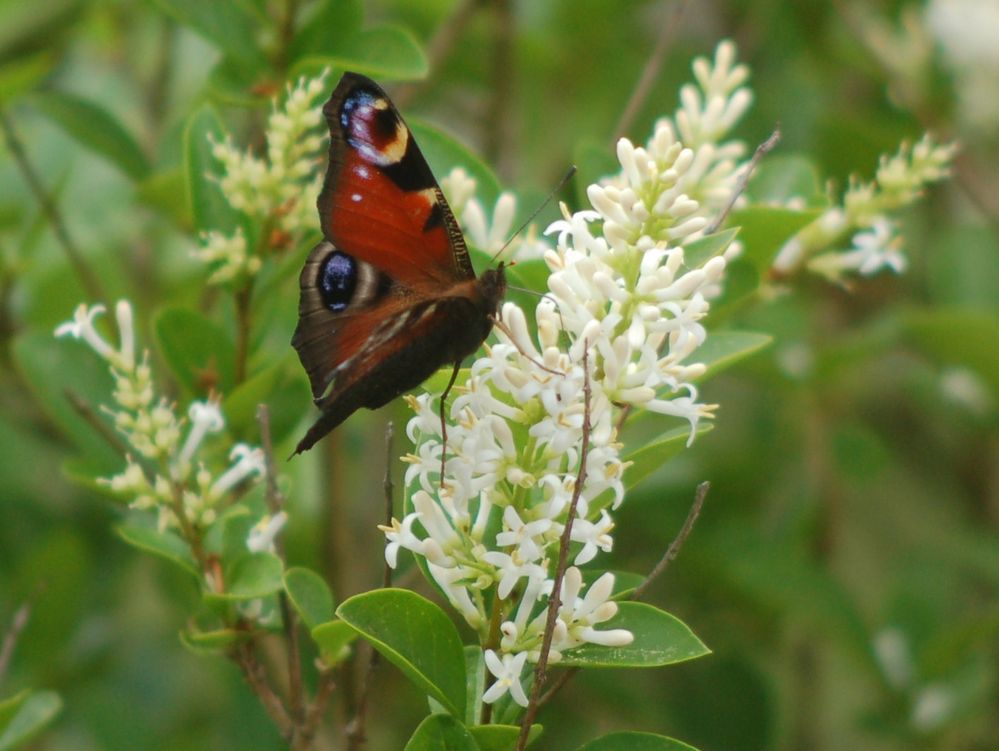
[0,1,996,750]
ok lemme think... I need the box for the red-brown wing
[318,72,474,291]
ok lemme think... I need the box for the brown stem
[234,284,252,385]
[0,602,31,685]
[234,642,295,739]
[0,109,106,304]
[516,344,592,751]
[705,126,782,235]
[274,0,300,76]
[483,0,514,175]
[344,423,396,750]
[296,669,337,751]
[611,0,689,144]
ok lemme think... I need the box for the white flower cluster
[55,302,266,532]
[774,134,957,280]
[194,72,328,284]
[383,42,755,708]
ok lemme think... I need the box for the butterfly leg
[439,360,462,484]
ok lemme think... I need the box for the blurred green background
[1,0,997,749]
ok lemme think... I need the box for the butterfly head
[477,263,507,318]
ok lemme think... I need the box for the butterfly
[291,72,506,456]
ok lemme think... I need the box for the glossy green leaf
[115,522,199,578]
[337,588,466,717]
[903,308,999,399]
[222,552,284,600]
[576,732,699,751]
[223,355,309,444]
[730,206,822,273]
[184,104,242,235]
[694,331,772,381]
[559,602,709,667]
[179,627,251,654]
[154,307,236,397]
[311,620,359,665]
[463,646,484,727]
[469,724,542,751]
[153,0,264,67]
[283,566,335,629]
[404,714,478,751]
[33,91,150,180]
[683,228,738,269]
[623,424,713,489]
[329,25,427,80]
[0,690,62,751]
[0,52,54,104]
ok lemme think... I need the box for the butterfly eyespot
[318,251,358,312]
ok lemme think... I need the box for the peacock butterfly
[291,72,506,455]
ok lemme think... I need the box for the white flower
[247,511,288,553]
[569,510,614,565]
[482,649,530,707]
[56,301,137,372]
[175,400,225,474]
[210,444,266,497]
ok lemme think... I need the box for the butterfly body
[291,73,505,455]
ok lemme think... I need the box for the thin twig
[630,481,710,601]
[705,126,782,235]
[234,643,295,738]
[64,388,132,460]
[296,669,337,750]
[0,602,31,685]
[258,405,305,734]
[516,344,592,751]
[345,422,396,750]
[611,0,689,144]
[234,285,253,385]
[483,0,515,173]
[0,109,105,303]
[538,480,710,708]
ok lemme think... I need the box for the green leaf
[326,25,427,80]
[115,522,199,578]
[576,732,699,751]
[283,566,335,629]
[731,206,822,273]
[223,355,310,444]
[11,332,121,473]
[409,122,502,209]
[903,308,999,399]
[153,0,265,67]
[0,52,54,104]
[154,307,236,397]
[403,714,478,751]
[221,552,284,600]
[289,0,363,62]
[137,168,192,229]
[469,724,542,751]
[623,424,714,489]
[311,619,359,665]
[32,91,150,180]
[694,331,772,382]
[179,627,251,654]
[747,154,824,206]
[337,589,466,717]
[0,690,62,751]
[683,228,738,269]
[184,104,242,235]
[463,646,484,727]
[559,602,709,668]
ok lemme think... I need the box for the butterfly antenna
[490,165,577,265]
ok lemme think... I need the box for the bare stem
[0,602,31,685]
[0,109,106,303]
[234,642,295,739]
[516,344,592,751]
[234,284,253,385]
[705,126,782,235]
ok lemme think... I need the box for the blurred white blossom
[195,72,328,284]
[56,300,266,533]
